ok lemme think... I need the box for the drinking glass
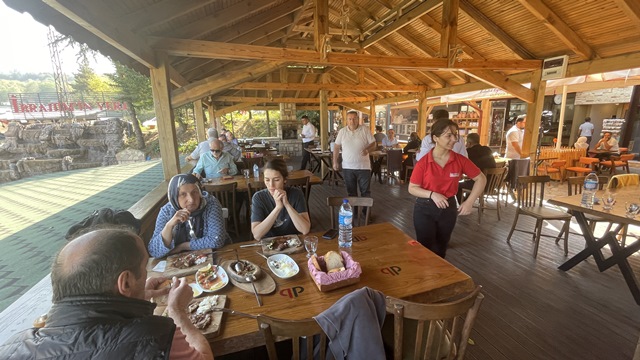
[625,202,640,219]
[304,236,318,258]
[601,192,616,211]
[242,169,250,178]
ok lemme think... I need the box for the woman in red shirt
[408,119,486,258]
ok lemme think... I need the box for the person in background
[373,125,387,147]
[0,228,214,360]
[416,109,468,161]
[400,132,422,181]
[333,111,377,199]
[505,115,526,159]
[594,131,620,159]
[219,134,242,162]
[251,159,311,240]
[226,131,239,146]
[186,127,219,162]
[578,117,595,145]
[574,136,589,150]
[382,129,400,148]
[457,133,496,203]
[193,139,238,178]
[149,174,229,257]
[299,115,317,170]
[409,119,486,258]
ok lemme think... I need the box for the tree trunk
[128,101,145,149]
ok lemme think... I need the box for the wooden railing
[538,147,587,167]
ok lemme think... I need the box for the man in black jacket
[457,133,496,203]
[0,229,214,360]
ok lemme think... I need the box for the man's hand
[192,172,202,180]
[186,155,194,162]
[167,277,193,315]
[145,276,169,301]
[361,148,369,156]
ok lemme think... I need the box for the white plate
[189,283,203,297]
[267,254,299,279]
[195,264,229,292]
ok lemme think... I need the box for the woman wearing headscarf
[148,174,229,258]
[574,136,589,150]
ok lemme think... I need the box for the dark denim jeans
[413,197,458,258]
[342,169,372,197]
[300,141,314,170]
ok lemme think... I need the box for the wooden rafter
[419,14,485,60]
[214,96,373,103]
[459,0,534,59]
[124,0,217,33]
[613,0,640,31]
[440,0,459,63]
[361,0,442,48]
[314,0,329,52]
[231,82,424,92]
[459,69,536,103]
[153,37,541,70]
[517,0,595,59]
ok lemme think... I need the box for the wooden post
[208,104,216,129]
[556,85,568,149]
[342,107,347,127]
[479,99,490,144]
[523,69,546,159]
[150,52,180,180]
[369,101,375,133]
[194,99,206,142]
[320,73,329,177]
[417,95,428,138]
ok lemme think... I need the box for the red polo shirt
[410,150,481,198]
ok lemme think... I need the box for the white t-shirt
[598,137,619,152]
[382,137,398,147]
[335,126,376,170]
[579,122,594,137]
[301,123,316,144]
[505,125,524,159]
[415,135,468,161]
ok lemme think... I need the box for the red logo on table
[381,266,402,276]
[280,286,304,298]
[408,240,420,246]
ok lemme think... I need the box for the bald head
[51,229,146,302]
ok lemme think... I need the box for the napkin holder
[307,251,361,292]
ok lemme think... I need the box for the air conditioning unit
[541,55,569,80]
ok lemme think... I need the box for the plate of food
[163,250,212,277]
[224,259,262,283]
[267,254,299,279]
[261,234,303,255]
[195,264,229,292]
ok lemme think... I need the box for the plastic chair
[384,286,484,360]
[506,176,572,258]
[206,182,239,238]
[327,196,373,229]
[257,315,332,360]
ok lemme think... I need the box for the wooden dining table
[548,186,640,304]
[148,222,475,356]
[202,170,322,193]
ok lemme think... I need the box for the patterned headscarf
[167,174,207,246]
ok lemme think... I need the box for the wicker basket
[307,251,362,292]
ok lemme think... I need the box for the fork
[187,219,196,239]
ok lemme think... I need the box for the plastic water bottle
[338,199,353,248]
[253,164,259,179]
[581,172,599,209]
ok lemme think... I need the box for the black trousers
[413,197,458,258]
[300,141,314,170]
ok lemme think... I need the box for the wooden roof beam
[459,0,534,59]
[361,0,442,48]
[614,0,640,31]
[283,0,313,40]
[419,14,485,60]
[517,0,595,59]
[361,0,419,35]
[232,82,425,92]
[217,102,259,115]
[153,37,541,70]
[376,39,447,88]
[214,96,373,103]
[171,61,286,107]
[460,69,534,103]
[440,0,459,61]
[314,0,329,52]
[124,0,217,33]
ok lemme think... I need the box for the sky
[0,2,114,75]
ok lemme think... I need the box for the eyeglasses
[211,149,222,153]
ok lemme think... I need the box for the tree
[107,62,153,149]
[71,58,113,93]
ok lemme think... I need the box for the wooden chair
[404,152,416,182]
[382,149,403,183]
[537,160,566,183]
[566,176,613,237]
[286,175,311,215]
[565,157,600,177]
[599,153,635,174]
[606,174,639,246]
[463,166,508,224]
[327,196,374,229]
[207,182,239,238]
[242,156,264,171]
[506,176,572,258]
[257,315,331,360]
[384,286,484,360]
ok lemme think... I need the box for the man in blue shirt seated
[192,139,238,179]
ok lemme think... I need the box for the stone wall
[0,119,138,183]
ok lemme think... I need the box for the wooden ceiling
[5,0,640,112]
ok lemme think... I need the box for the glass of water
[304,236,318,258]
[625,202,640,218]
[601,191,616,211]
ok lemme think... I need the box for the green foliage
[71,58,114,93]
[223,110,280,138]
[0,76,57,102]
[297,110,320,129]
[179,138,198,154]
[107,63,153,111]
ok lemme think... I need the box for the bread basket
[307,250,361,292]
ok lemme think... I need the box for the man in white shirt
[594,131,620,160]
[505,115,526,159]
[299,115,317,170]
[578,117,595,145]
[416,109,468,161]
[333,111,376,197]
[186,128,219,162]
